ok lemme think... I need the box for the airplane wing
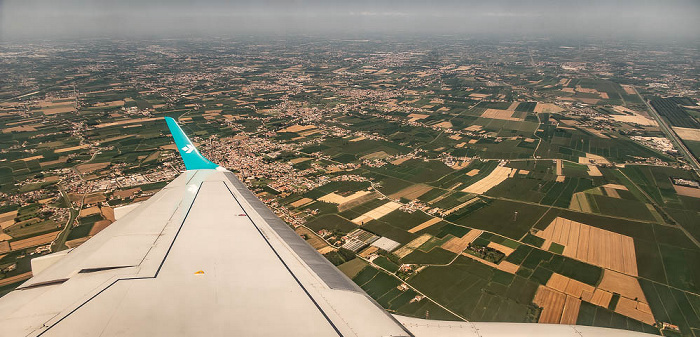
[0,117,653,336]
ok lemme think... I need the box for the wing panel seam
[221,182,344,337]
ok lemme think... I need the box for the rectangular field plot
[448,199,549,240]
[534,217,638,276]
[407,256,539,322]
[576,302,659,335]
[461,166,514,194]
[351,265,459,320]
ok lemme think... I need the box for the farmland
[1,37,699,335]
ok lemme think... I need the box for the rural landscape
[1,37,699,335]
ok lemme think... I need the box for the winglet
[165,117,219,170]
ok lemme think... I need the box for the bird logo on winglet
[181,144,196,154]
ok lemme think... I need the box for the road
[635,87,700,176]
[51,186,79,252]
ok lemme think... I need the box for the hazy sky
[1,0,699,41]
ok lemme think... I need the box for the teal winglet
[165,117,219,170]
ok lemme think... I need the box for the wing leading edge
[0,118,655,336]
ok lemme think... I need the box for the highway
[635,87,700,176]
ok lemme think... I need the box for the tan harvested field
[0,241,10,254]
[95,117,160,128]
[615,297,655,325]
[290,197,314,208]
[79,206,101,217]
[464,124,483,132]
[3,125,39,133]
[434,121,453,128]
[506,102,520,111]
[547,272,596,300]
[359,246,380,259]
[101,207,115,222]
[560,295,582,324]
[486,242,515,256]
[673,185,700,198]
[389,184,433,201]
[599,92,609,99]
[55,144,90,153]
[577,98,600,105]
[0,272,32,287]
[469,93,490,99]
[279,124,316,133]
[578,153,611,165]
[0,211,17,230]
[589,289,613,307]
[547,272,570,293]
[587,165,602,177]
[604,187,620,198]
[466,169,480,176]
[352,201,402,224]
[76,162,110,174]
[295,227,329,251]
[18,155,44,162]
[41,105,75,115]
[673,127,700,141]
[337,192,379,212]
[390,157,412,165]
[480,109,523,121]
[536,217,638,276]
[612,114,657,126]
[9,231,60,251]
[533,286,566,323]
[462,166,513,194]
[408,218,442,234]
[565,279,595,299]
[598,270,647,303]
[317,246,336,255]
[577,86,599,94]
[349,136,367,142]
[361,151,390,160]
[442,229,482,254]
[319,191,371,205]
[395,234,432,258]
[555,159,563,176]
[603,184,628,191]
[89,220,112,236]
[534,103,564,113]
[408,113,429,122]
[450,161,471,170]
